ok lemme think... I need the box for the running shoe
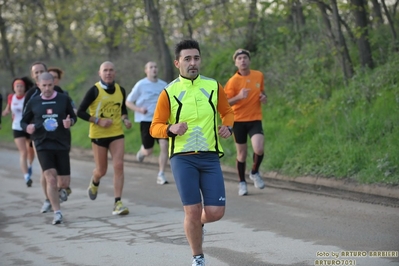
[112,201,129,215]
[157,172,168,185]
[136,148,145,162]
[41,199,52,213]
[52,212,63,225]
[87,177,98,200]
[192,255,205,266]
[26,178,32,187]
[59,188,68,203]
[238,181,248,196]
[249,172,265,189]
[66,187,72,196]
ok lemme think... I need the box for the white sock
[24,173,30,181]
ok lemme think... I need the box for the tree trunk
[292,0,306,29]
[380,0,398,51]
[312,0,356,44]
[178,0,194,39]
[244,0,259,53]
[54,13,72,57]
[289,0,306,51]
[105,17,123,58]
[331,0,354,79]
[350,0,374,69]
[393,0,399,17]
[317,0,354,81]
[0,8,15,77]
[370,0,384,26]
[144,0,174,82]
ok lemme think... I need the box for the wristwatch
[227,126,233,135]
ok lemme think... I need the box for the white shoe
[249,172,265,189]
[136,149,145,162]
[238,182,248,196]
[192,255,205,266]
[157,173,168,185]
[52,212,63,225]
[59,188,68,203]
[40,199,52,213]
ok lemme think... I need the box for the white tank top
[10,94,25,131]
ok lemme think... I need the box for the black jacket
[21,92,77,151]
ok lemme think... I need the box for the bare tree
[244,0,259,52]
[0,1,15,77]
[179,0,194,39]
[316,0,354,81]
[144,0,174,82]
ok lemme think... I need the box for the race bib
[43,118,58,131]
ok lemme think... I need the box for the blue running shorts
[170,152,226,206]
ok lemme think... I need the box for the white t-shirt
[126,78,167,123]
[10,94,25,131]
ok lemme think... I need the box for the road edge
[2,143,398,206]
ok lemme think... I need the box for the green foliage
[256,54,399,185]
[0,116,13,143]
[201,46,237,84]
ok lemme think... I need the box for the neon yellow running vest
[165,75,224,158]
[88,82,123,138]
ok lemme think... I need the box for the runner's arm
[20,101,35,131]
[120,87,129,118]
[217,84,234,127]
[149,90,170,138]
[77,86,97,122]
[66,97,78,126]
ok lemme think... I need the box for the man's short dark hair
[233,49,251,61]
[174,39,201,60]
[31,61,48,71]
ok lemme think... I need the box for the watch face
[43,118,58,131]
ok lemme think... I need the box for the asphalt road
[0,147,398,266]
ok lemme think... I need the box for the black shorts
[37,150,70,175]
[91,134,124,148]
[140,122,166,149]
[13,130,30,139]
[233,121,264,144]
